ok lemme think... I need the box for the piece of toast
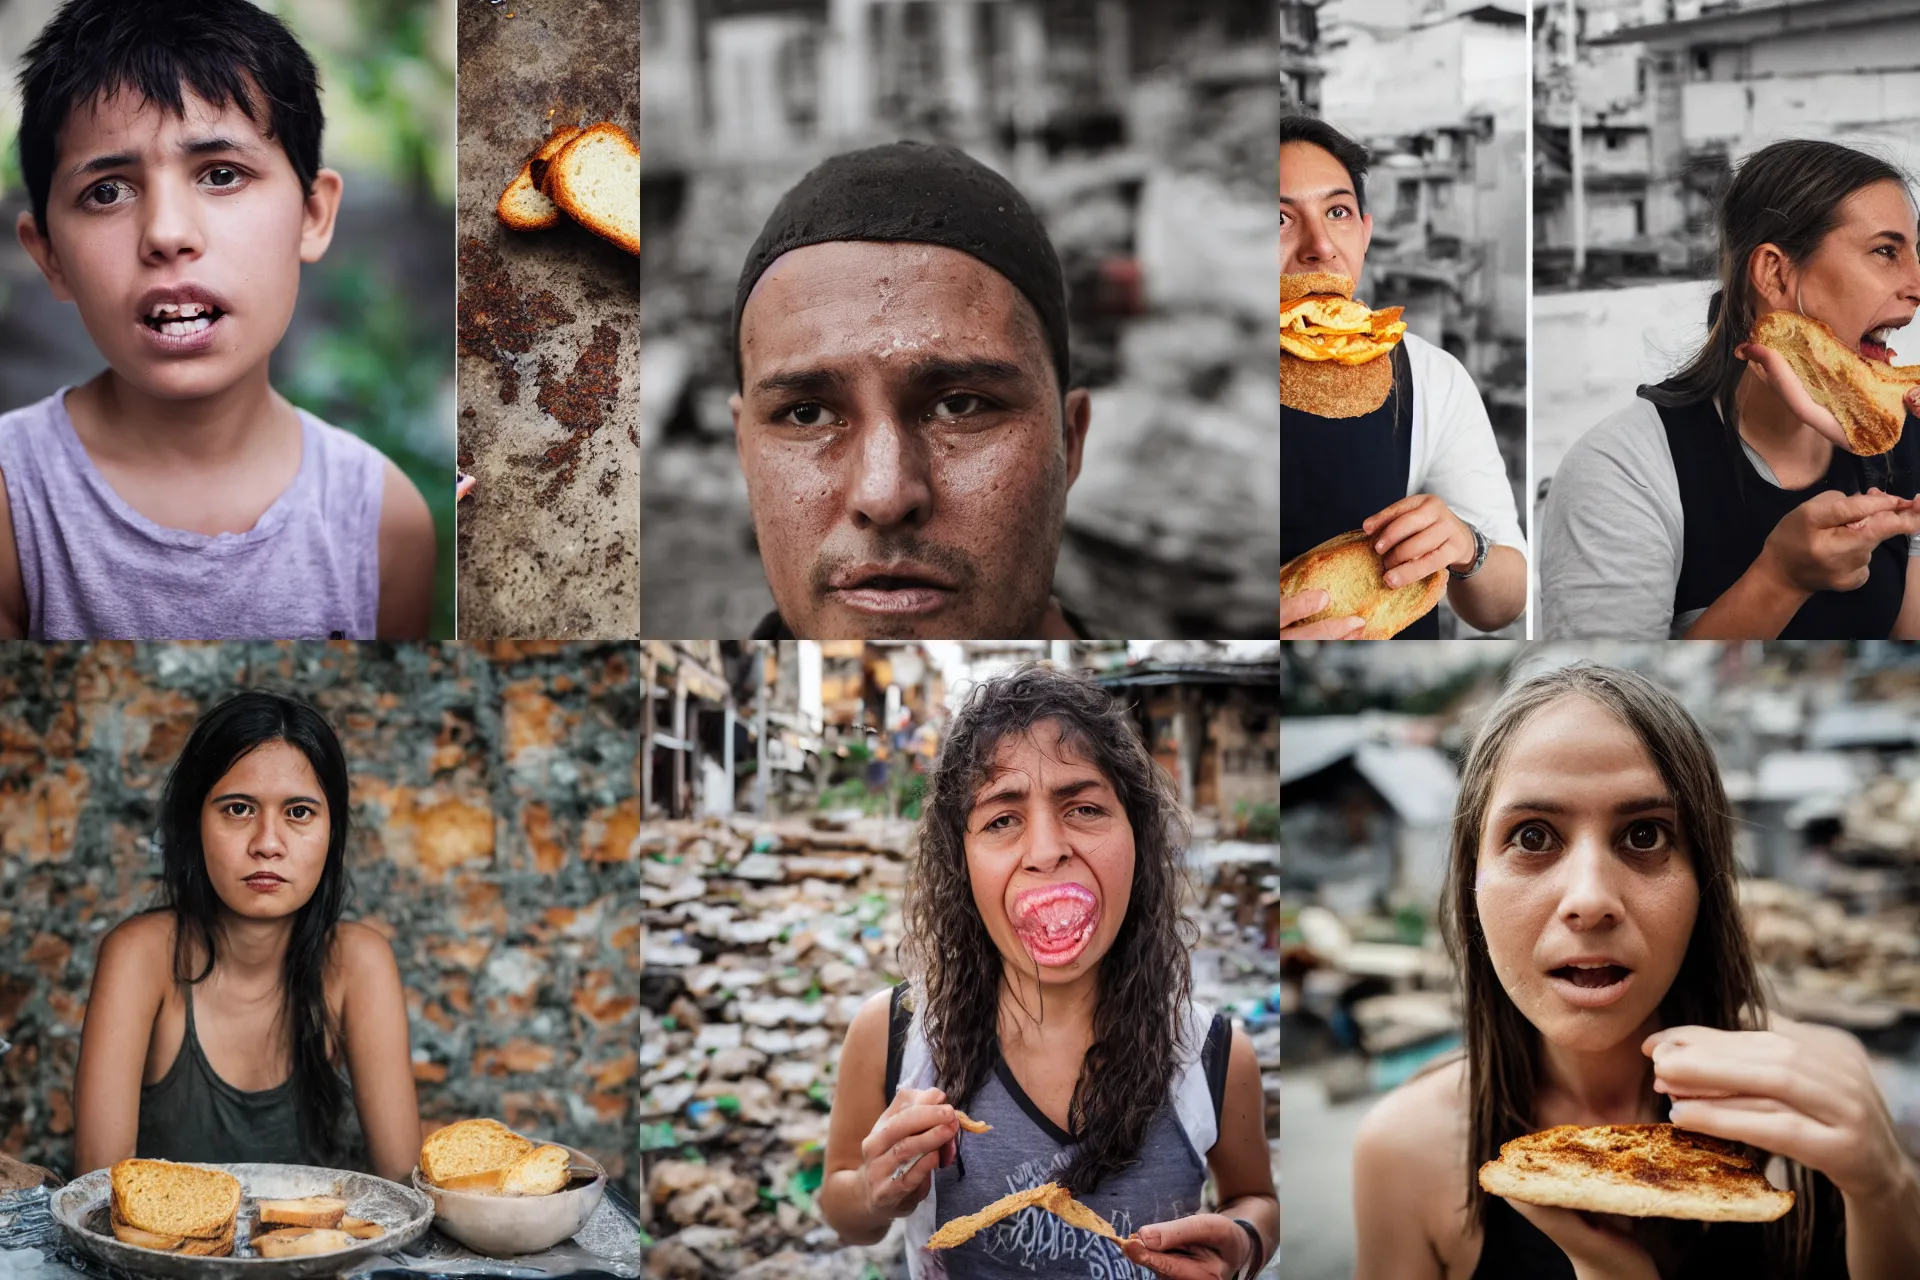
[1477,1124,1795,1222]
[253,1227,357,1258]
[257,1195,346,1230]
[954,1109,992,1134]
[545,123,640,255]
[110,1209,236,1257]
[1751,309,1920,456]
[1280,529,1447,639]
[500,1144,571,1196]
[419,1118,535,1185]
[1282,271,1355,304]
[926,1182,1127,1250]
[109,1159,240,1240]
[497,126,582,232]
[338,1215,386,1241]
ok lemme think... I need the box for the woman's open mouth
[1547,962,1634,1008]
[1862,324,1900,364]
[1010,883,1100,968]
[243,872,287,894]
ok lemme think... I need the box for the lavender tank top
[0,390,385,640]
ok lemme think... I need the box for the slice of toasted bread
[177,1222,236,1258]
[1041,1185,1122,1242]
[109,1159,241,1240]
[1280,529,1447,639]
[257,1195,346,1230]
[926,1183,1056,1250]
[338,1215,386,1241]
[497,126,583,232]
[1282,346,1396,417]
[954,1110,992,1134]
[1751,309,1920,456]
[419,1118,535,1185]
[545,123,640,255]
[1282,271,1355,304]
[1478,1124,1795,1222]
[434,1167,507,1193]
[501,1144,571,1196]
[110,1212,184,1252]
[253,1227,357,1258]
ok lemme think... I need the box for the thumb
[1812,489,1904,528]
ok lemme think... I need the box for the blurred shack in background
[640,1,1281,639]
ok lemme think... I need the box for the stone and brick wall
[0,642,639,1200]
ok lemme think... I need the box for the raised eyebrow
[752,367,846,399]
[904,357,1028,391]
[1278,187,1356,207]
[1495,796,1674,818]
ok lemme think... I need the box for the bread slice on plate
[1477,1123,1795,1222]
[338,1215,386,1240]
[258,1195,346,1230]
[1280,529,1447,639]
[501,1144,572,1196]
[253,1227,357,1258]
[1750,309,1920,456]
[109,1158,241,1241]
[420,1117,535,1185]
[545,123,640,255]
[497,126,582,232]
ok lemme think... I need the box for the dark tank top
[1659,393,1920,638]
[1283,341,1439,639]
[136,985,339,1166]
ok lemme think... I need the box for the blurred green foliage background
[0,0,457,637]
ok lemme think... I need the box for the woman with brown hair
[1540,140,1920,640]
[1352,664,1920,1279]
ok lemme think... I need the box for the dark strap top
[1282,341,1437,639]
[1659,394,1920,638]
[136,985,318,1166]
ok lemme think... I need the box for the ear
[1359,210,1375,261]
[298,169,345,264]
[1747,241,1796,314]
[17,211,76,303]
[1061,388,1092,490]
[730,391,748,471]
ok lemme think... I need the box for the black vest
[1281,343,1438,639]
[1659,395,1920,639]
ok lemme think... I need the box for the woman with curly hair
[818,664,1278,1279]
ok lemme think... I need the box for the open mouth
[1547,960,1635,1007]
[143,302,226,338]
[1011,883,1100,967]
[1550,963,1631,988]
[1862,324,1902,364]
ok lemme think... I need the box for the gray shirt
[1539,397,1920,638]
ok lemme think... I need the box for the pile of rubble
[1740,879,1920,1029]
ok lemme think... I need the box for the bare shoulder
[1352,1056,1472,1277]
[331,920,401,978]
[99,911,176,971]
[1358,1055,1469,1162]
[844,987,896,1058]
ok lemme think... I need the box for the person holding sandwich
[1539,139,1920,639]
[1280,114,1527,639]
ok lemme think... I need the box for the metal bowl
[50,1162,432,1279]
[413,1144,606,1256]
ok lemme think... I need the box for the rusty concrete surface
[456,0,640,638]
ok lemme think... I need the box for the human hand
[1759,489,1920,594]
[857,1087,959,1219]
[1281,588,1364,639]
[1646,1022,1913,1203]
[1504,1200,1661,1280]
[1119,1213,1253,1280]
[1362,494,1476,589]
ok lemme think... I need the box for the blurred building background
[0,642,641,1202]
[1532,0,1920,504]
[638,639,1279,1275]
[1278,640,1920,1280]
[1286,0,1528,638]
[0,0,458,637]
[640,0,1281,639]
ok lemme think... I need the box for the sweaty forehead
[738,240,1051,384]
[60,83,269,161]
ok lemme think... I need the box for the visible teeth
[149,302,210,321]
[158,317,213,337]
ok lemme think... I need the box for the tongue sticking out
[1011,883,1100,967]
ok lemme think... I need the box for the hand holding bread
[1744,311,1920,456]
[1758,488,1920,597]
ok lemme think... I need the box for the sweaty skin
[733,241,1091,639]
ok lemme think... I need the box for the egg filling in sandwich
[1282,273,1407,419]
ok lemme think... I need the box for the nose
[844,414,932,531]
[140,175,206,265]
[250,813,287,858]
[1555,835,1624,930]
[1021,808,1074,875]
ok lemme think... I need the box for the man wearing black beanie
[731,141,1091,639]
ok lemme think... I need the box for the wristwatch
[1450,522,1490,580]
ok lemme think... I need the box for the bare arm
[0,466,28,639]
[375,461,435,640]
[1891,556,1920,640]
[73,918,170,1175]
[334,923,420,1183]
[1447,545,1526,634]
[1351,1084,1450,1280]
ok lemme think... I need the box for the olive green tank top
[135,985,338,1166]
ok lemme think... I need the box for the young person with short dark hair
[3,0,435,640]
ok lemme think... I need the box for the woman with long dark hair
[817,665,1277,1279]
[1353,665,1920,1279]
[71,691,419,1181]
[1540,139,1920,640]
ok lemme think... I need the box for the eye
[202,166,244,190]
[981,813,1017,833]
[928,393,992,421]
[82,179,131,208]
[221,801,253,818]
[1328,205,1351,220]
[287,803,317,822]
[1067,803,1105,820]
[1513,822,1555,854]
[1623,819,1668,852]
[779,402,840,429]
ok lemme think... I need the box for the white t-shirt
[1401,332,1528,555]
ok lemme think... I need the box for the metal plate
[49,1164,432,1280]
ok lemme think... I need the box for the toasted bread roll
[1280,529,1447,639]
